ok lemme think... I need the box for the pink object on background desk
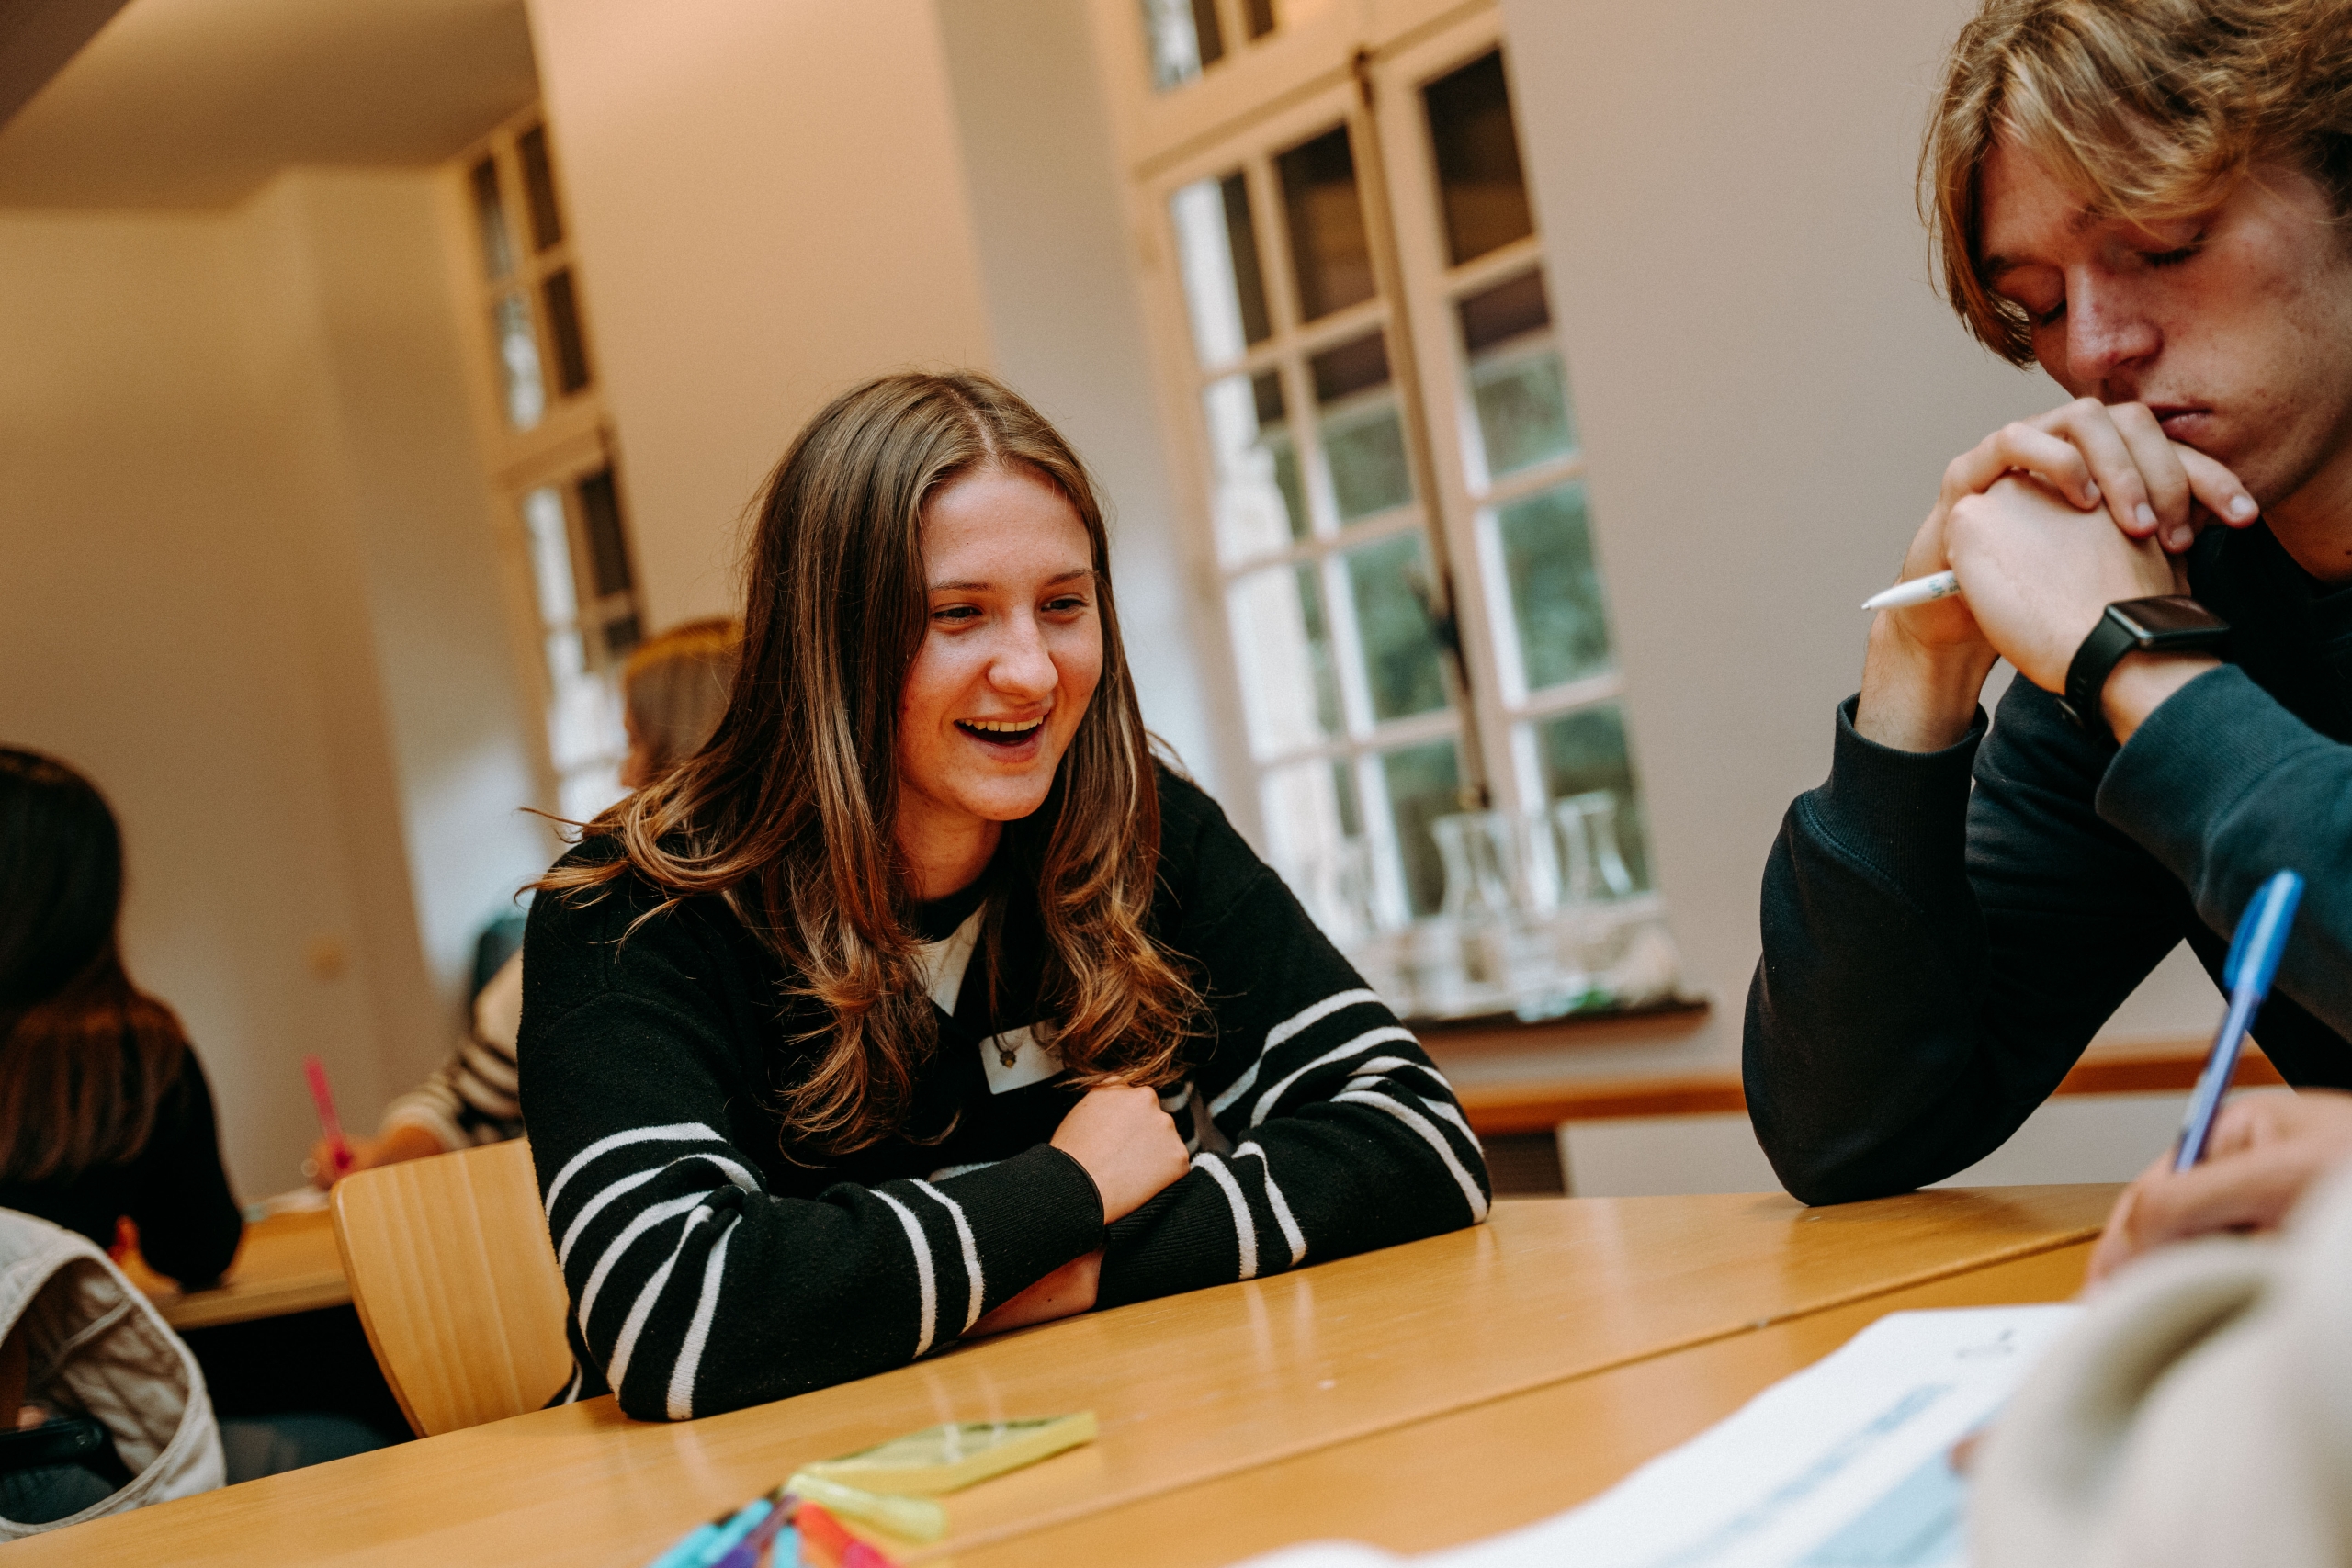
[302,1055,352,1177]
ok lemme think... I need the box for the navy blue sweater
[1749,523,2352,1203]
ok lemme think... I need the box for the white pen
[1860,570,1961,612]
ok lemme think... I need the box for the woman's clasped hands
[966,1083,1191,1337]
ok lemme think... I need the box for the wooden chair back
[329,1138,573,1437]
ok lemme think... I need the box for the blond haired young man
[1748,0,2352,1265]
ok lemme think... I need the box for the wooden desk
[119,1208,350,1331]
[12,1187,2112,1567]
[960,1241,2095,1566]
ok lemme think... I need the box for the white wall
[933,0,1227,792]
[0,205,385,1199]
[1560,1092,2201,1197]
[525,0,999,630]
[1495,0,2214,1070]
[0,170,551,1196]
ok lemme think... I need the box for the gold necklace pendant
[997,1041,1020,1068]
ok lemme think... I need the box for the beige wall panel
[233,170,557,1092]
[525,0,998,628]
[0,172,551,1196]
[0,209,398,1195]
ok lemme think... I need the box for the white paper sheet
[1230,1305,2084,1568]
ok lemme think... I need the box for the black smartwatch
[2060,596,2230,746]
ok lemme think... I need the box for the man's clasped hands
[1862,394,2352,1284]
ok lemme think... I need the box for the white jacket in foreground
[1973,1161,2352,1566]
[0,1207,222,1536]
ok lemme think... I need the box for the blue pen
[2175,870,2305,1171]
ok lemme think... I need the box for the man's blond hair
[1926,0,2352,365]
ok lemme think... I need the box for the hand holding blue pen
[2174,870,2305,1172]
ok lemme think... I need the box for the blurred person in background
[311,617,741,1182]
[0,747,240,1287]
[0,747,384,1488]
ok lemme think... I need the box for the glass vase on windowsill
[1318,796,1682,1025]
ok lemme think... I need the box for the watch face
[2114,595,2226,637]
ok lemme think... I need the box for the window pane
[1227,563,1342,755]
[1312,332,1411,521]
[516,125,565,251]
[469,156,513,282]
[1220,175,1272,344]
[522,487,577,626]
[1343,530,1450,721]
[1170,171,1272,366]
[1458,271,1575,479]
[1497,480,1612,691]
[1243,0,1276,39]
[1531,704,1650,894]
[576,467,632,596]
[542,269,593,395]
[1423,50,1534,265]
[494,292,545,430]
[546,642,624,774]
[1276,124,1375,321]
[1379,739,1462,918]
[1261,758,1372,939]
[559,761,627,828]
[1330,757,1362,835]
[1203,371,1307,562]
[1459,265,1549,351]
[1140,0,1224,89]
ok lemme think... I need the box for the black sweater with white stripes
[518,765,1490,1421]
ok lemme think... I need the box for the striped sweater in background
[518,766,1489,1421]
[379,949,525,1150]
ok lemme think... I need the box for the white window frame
[444,105,646,827]
[1093,0,1671,982]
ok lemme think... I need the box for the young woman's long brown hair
[0,748,191,1183]
[539,371,1199,1153]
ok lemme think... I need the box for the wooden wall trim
[1453,1039,2278,1137]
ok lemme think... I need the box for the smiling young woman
[520,371,1489,1420]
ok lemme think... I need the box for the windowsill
[1435,1025,2276,1141]
[1405,994,1711,1053]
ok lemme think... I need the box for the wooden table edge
[903,1217,2109,1562]
[156,1278,354,1332]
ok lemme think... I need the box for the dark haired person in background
[0,748,240,1286]
[0,747,390,1486]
